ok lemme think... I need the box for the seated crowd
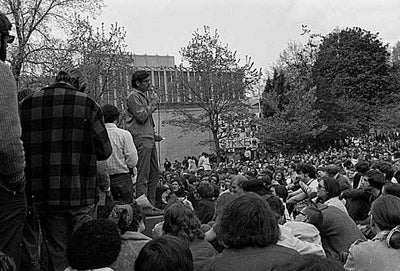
[3,136,400,271]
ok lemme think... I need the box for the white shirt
[105,123,138,175]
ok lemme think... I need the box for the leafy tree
[0,0,103,88]
[164,26,261,161]
[258,87,325,153]
[313,27,391,104]
[312,27,393,143]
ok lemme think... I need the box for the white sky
[93,0,400,74]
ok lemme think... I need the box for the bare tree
[165,26,261,161]
[0,0,103,88]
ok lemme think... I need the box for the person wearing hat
[20,68,112,270]
[102,104,138,204]
[0,11,26,269]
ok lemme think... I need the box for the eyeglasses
[141,79,150,83]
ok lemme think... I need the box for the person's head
[0,251,16,271]
[296,163,317,180]
[273,171,285,182]
[132,70,151,92]
[135,235,194,271]
[297,206,324,230]
[163,202,204,242]
[324,164,340,177]
[219,193,280,248]
[171,178,183,193]
[67,219,121,270]
[355,160,370,174]
[229,174,248,195]
[363,169,385,191]
[101,104,120,123]
[382,183,400,198]
[106,202,146,234]
[67,68,87,92]
[263,194,285,224]
[272,254,345,271]
[370,195,400,248]
[196,181,214,199]
[0,12,14,62]
[317,177,342,202]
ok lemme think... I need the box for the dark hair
[271,185,288,202]
[55,70,71,83]
[101,104,120,123]
[163,203,204,242]
[371,195,400,249]
[242,179,269,196]
[322,177,342,199]
[0,251,16,271]
[127,202,145,233]
[196,182,214,199]
[135,235,194,271]
[383,183,400,198]
[296,163,317,179]
[374,161,394,181]
[272,254,345,271]
[263,194,285,219]
[301,206,324,230]
[131,70,150,88]
[219,193,279,248]
[355,160,370,174]
[365,169,385,190]
[67,219,121,270]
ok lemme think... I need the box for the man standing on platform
[127,70,162,209]
[102,104,138,203]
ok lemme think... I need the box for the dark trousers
[21,204,96,271]
[0,187,26,269]
[134,137,160,205]
[110,173,134,204]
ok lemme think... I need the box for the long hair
[322,177,342,200]
[371,195,400,249]
[219,193,279,248]
[162,202,204,242]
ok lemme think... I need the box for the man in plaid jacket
[20,69,112,271]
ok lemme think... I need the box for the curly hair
[162,202,204,242]
[296,163,317,179]
[219,193,279,248]
[67,219,121,270]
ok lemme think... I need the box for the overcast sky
[93,0,400,74]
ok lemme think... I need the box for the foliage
[313,27,391,104]
[312,27,393,144]
[164,26,261,160]
[258,87,326,153]
[1,0,104,89]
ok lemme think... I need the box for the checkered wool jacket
[20,82,112,206]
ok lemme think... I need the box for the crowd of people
[2,10,400,271]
